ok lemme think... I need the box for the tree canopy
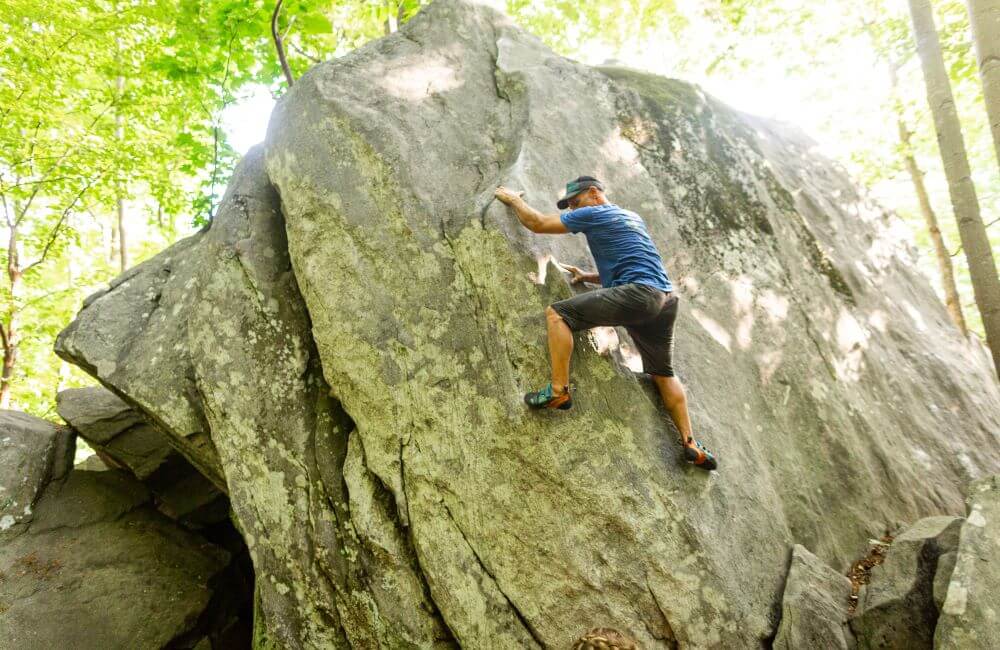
[1,0,997,418]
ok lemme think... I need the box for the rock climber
[494,175,717,471]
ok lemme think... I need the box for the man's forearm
[583,272,601,283]
[509,198,547,231]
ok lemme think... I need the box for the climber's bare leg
[650,374,693,446]
[545,305,572,394]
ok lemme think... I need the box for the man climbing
[494,175,717,471]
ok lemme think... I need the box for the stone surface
[0,411,232,649]
[57,385,170,478]
[0,411,73,533]
[58,146,452,646]
[850,516,962,649]
[932,550,957,612]
[53,0,1000,646]
[56,386,229,529]
[261,0,1000,645]
[773,544,855,650]
[182,145,451,646]
[935,475,1000,649]
[54,227,226,491]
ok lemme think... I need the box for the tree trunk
[116,75,128,272]
[271,0,295,88]
[901,138,969,334]
[2,219,22,409]
[889,63,968,335]
[109,218,118,264]
[385,1,398,34]
[966,0,1000,169]
[1,275,20,410]
[908,0,1000,380]
[117,196,127,272]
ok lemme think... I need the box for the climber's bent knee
[548,298,587,332]
[547,303,575,330]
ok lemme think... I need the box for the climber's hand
[560,264,587,285]
[494,186,525,206]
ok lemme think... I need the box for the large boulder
[773,545,855,650]
[261,0,1000,645]
[935,475,1000,648]
[0,410,233,649]
[53,0,1000,646]
[849,516,962,649]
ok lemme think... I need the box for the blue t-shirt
[560,203,672,292]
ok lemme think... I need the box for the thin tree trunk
[116,75,128,272]
[109,217,118,264]
[56,359,71,394]
[272,0,295,87]
[889,63,968,335]
[966,0,1000,169]
[908,0,1000,379]
[2,212,22,409]
[385,1,398,34]
[117,195,127,272]
[1,273,20,410]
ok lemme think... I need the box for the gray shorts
[550,282,679,377]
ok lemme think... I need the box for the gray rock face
[181,146,451,646]
[850,516,962,649]
[52,0,1000,646]
[261,0,1000,645]
[57,146,452,646]
[0,410,232,649]
[56,386,228,529]
[773,545,855,650]
[57,386,169,478]
[0,411,73,533]
[935,475,1000,649]
[54,223,226,490]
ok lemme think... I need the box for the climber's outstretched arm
[494,186,569,234]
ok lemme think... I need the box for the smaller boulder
[0,411,234,649]
[57,386,170,479]
[849,516,962,650]
[57,386,228,529]
[0,410,74,532]
[934,475,1000,649]
[773,544,855,650]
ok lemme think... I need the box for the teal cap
[557,175,604,209]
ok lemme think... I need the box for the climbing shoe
[524,382,573,410]
[683,437,718,471]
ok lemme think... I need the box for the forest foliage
[1,0,997,418]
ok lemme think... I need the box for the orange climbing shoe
[524,382,573,410]
[683,437,718,471]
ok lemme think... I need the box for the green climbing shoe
[683,438,718,471]
[524,382,573,410]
